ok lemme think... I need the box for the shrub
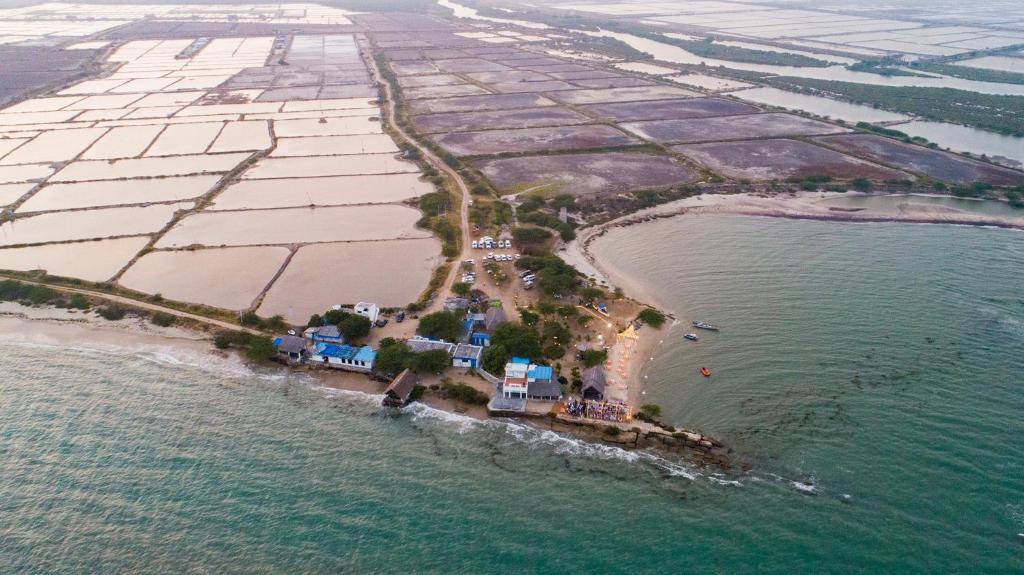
[851,177,873,192]
[639,403,662,420]
[69,293,90,310]
[150,312,175,327]
[582,349,607,368]
[416,311,463,342]
[337,314,371,342]
[245,336,277,361]
[265,315,288,331]
[637,308,666,328]
[307,314,323,328]
[603,425,620,437]
[442,381,489,405]
[543,343,566,360]
[97,306,127,321]
[409,385,426,401]
[240,311,262,326]
[213,331,234,349]
[412,349,451,374]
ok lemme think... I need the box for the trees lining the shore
[637,308,667,328]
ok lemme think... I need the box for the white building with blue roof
[309,343,376,373]
[501,357,560,401]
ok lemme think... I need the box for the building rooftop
[453,343,483,361]
[314,325,341,339]
[483,307,506,331]
[582,366,606,393]
[384,369,417,406]
[314,343,375,362]
[528,379,562,399]
[510,356,530,365]
[406,337,455,355]
[528,365,554,381]
[274,335,307,354]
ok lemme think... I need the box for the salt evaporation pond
[271,134,399,157]
[258,238,443,322]
[155,205,430,248]
[52,153,250,181]
[209,174,431,210]
[120,246,291,310]
[0,203,190,247]
[18,176,220,212]
[242,155,418,179]
[0,237,149,281]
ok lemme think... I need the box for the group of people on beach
[563,398,630,423]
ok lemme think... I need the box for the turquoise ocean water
[2,215,1022,573]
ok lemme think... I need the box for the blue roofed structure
[528,365,553,382]
[310,343,375,372]
[510,357,530,365]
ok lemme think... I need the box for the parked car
[395,311,405,323]
[375,318,388,328]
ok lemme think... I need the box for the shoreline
[2,305,730,467]
[563,189,1024,429]
[563,190,1024,296]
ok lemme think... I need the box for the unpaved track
[367,47,471,314]
[0,274,261,335]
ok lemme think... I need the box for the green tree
[637,308,666,328]
[69,293,90,310]
[582,349,607,368]
[851,177,873,192]
[512,226,553,252]
[490,322,542,360]
[338,314,371,342]
[375,342,414,377]
[240,311,261,326]
[639,403,662,420]
[412,349,451,374]
[416,311,463,342]
[265,315,288,331]
[519,308,540,327]
[541,320,571,348]
[481,343,510,375]
[307,314,323,327]
[543,343,566,360]
[323,309,349,325]
[550,194,576,210]
[246,336,277,361]
[150,312,175,327]
[452,282,471,297]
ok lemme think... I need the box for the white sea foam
[402,401,482,433]
[791,479,817,494]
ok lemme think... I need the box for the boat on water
[684,333,699,341]
[692,321,719,331]
[700,367,712,377]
